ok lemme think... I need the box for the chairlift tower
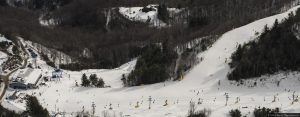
[92,102,96,117]
[225,93,229,106]
[148,96,152,109]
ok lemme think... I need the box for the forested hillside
[0,105,20,117]
[3,2,300,116]
[0,0,297,71]
[126,43,177,86]
[228,9,300,81]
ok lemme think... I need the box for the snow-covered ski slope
[4,5,300,117]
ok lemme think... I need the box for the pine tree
[89,74,98,86]
[228,9,300,81]
[121,74,126,86]
[0,105,20,117]
[26,96,49,117]
[158,3,169,23]
[254,107,279,117]
[0,0,6,6]
[263,25,269,33]
[81,73,90,87]
[96,78,105,88]
[273,19,279,28]
[127,44,177,86]
[12,46,19,55]
[229,109,241,117]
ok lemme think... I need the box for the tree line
[0,95,50,117]
[124,43,177,86]
[228,8,300,81]
[81,73,105,88]
[0,0,297,71]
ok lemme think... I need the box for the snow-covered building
[9,68,42,89]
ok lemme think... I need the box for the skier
[163,100,168,106]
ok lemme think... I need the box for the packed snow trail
[3,5,300,117]
[182,6,300,88]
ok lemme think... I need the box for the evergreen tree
[0,105,20,117]
[263,25,269,33]
[228,9,300,81]
[96,78,105,88]
[229,44,243,68]
[188,16,208,28]
[121,74,126,86]
[81,73,90,87]
[0,0,6,6]
[26,96,49,117]
[229,109,241,117]
[127,44,177,86]
[253,107,279,117]
[89,74,98,86]
[12,46,20,55]
[157,3,169,23]
[273,19,279,28]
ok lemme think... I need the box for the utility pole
[225,93,229,106]
[292,91,296,104]
[148,96,152,109]
[92,102,96,117]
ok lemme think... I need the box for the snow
[0,34,12,42]
[39,15,58,27]
[118,5,184,28]
[119,5,170,27]
[13,68,42,85]
[39,18,57,26]
[2,5,300,117]
[1,99,26,113]
[0,34,14,55]
[167,8,183,14]
[0,51,8,67]
[7,45,14,55]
